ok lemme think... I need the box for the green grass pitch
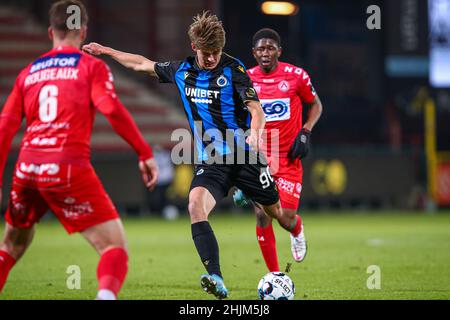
[1,211,450,300]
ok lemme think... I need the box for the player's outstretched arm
[83,42,158,76]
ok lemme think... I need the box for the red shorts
[5,162,119,234]
[268,156,303,210]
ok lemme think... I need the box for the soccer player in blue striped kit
[83,11,304,299]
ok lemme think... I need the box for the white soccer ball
[257,272,295,300]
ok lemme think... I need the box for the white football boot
[96,289,116,300]
[290,225,307,262]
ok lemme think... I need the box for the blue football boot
[232,189,251,207]
[200,274,228,300]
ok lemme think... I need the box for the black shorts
[190,158,279,206]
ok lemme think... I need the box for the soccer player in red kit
[0,0,158,299]
[234,28,323,271]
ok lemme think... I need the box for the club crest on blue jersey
[216,75,228,87]
[30,53,81,74]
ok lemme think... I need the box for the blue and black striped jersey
[154,53,259,162]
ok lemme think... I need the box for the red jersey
[0,46,152,187]
[247,62,316,158]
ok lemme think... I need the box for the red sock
[291,215,303,237]
[97,247,128,298]
[0,250,16,292]
[256,225,280,272]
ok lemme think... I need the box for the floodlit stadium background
[1,0,448,214]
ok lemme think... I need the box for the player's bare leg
[260,202,306,262]
[188,187,228,299]
[81,219,128,300]
[0,223,35,292]
[255,206,280,271]
[281,208,306,262]
[188,187,216,223]
[260,200,294,230]
[255,206,272,228]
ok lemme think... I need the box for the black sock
[191,221,222,279]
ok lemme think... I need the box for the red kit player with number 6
[0,0,158,299]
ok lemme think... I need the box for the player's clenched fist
[139,158,159,191]
[289,128,311,160]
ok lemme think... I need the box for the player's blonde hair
[188,11,226,51]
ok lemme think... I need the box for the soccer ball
[257,272,295,300]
